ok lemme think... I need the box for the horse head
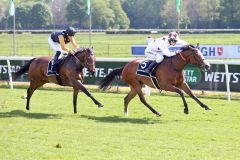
[74,47,96,74]
[178,44,210,71]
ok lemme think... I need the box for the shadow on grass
[80,114,160,124]
[0,110,60,119]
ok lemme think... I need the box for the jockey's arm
[59,35,71,52]
[177,39,188,46]
[69,36,79,49]
[158,42,176,57]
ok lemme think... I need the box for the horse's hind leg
[134,83,161,116]
[124,87,137,116]
[26,81,45,110]
[73,87,79,114]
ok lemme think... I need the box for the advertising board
[1,59,240,92]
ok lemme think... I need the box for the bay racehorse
[13,48,103,113]
[99,45,211,116]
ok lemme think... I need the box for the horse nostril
[205,65,210,71]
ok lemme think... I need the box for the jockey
[48,26,79,73]
[144,32,188,74]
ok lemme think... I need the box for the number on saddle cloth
[136,59,161,89]
[47,57,65,76]
[136,60,159,77]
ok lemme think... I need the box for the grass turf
[0,87,240,160]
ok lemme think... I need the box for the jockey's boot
[145,61,158,75]
[51,51,61,73]
[52,51,61,64]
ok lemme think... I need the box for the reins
[74,48,95,67]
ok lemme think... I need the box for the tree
[220,0,240,28]
[122,0,166,29]
[50,0,69,29]
[66,0,116,29]
[187,0,220,29]
[8,2,52,29]
[29,3,52,29]
[91,0,114,29]
[109,0,129,29]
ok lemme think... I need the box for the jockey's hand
[69,50,75,55]
[176,49,182,54]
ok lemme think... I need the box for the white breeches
[144,48,164,63]
[48,36,68,53]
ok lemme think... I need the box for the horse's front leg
[179,82,211,110]
[165,84,189,114]
[72,80,103,108]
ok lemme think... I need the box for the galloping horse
[13,48,103,113]
[99,45,211,116]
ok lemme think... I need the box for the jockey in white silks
[144,32,188,74]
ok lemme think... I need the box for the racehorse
[99,45,211,116]
[13,48,103,113]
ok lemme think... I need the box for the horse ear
[91,46,93,49]
[196,43,199,48]
[189,45,194,49]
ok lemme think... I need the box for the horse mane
[74,47,93,56]
[180,44,196,52]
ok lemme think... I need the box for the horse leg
[165,85,189,114]
[124,87,137,116]
[73,80,103,108]
[26,81,45,110]
[179,82,211,110]
[73,88,79,114]
[134,84,161,116]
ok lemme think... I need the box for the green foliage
[30,3,52,28]
[0,88,240,159]
[122,0,165,29]
[66,0,129,29]
[91,0,114,29]
[7,2,52,29]
[1,0,240,29]
[109,0,130,29]
[220,0,240,28]
[66,0,87,28]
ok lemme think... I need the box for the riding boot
[52,51,61,73]
[52,51,61,65]
[145,61,158,74]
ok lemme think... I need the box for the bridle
[178,46,205,67]
[74,48,95,67]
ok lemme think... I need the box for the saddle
[136,59,161,89]
[47,56,67,85]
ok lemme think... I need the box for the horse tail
[13,58,36,80]
[99,67,124,91]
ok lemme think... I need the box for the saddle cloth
[47,58,64,76]
[136,59,161,89]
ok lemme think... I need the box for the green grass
[1,87,240,160]
[1,33,240,57]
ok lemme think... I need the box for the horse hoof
[156,113,162,117]
[98,104,103,108]
[205,107,211,110]
[184,109,189,114]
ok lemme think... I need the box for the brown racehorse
[99,45,211,116]
[13,48,103,113]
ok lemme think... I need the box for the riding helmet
[168,32,179,43]
[65,27,77,36]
